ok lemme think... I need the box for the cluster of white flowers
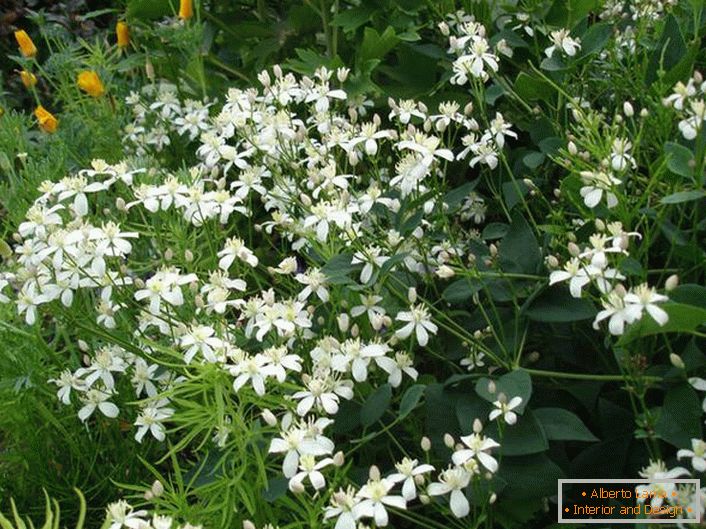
[633,459,705,520]
[548,220,669,335]
[105,496,201,529]
[441,11,502,85]
[663,72,706,140]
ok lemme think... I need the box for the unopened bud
[640,108,649,118]
[289,480,305,494]
[78,339,89,352]
[546,255,559,268]
[333,451,345,467]
[369,465,381,481]
[421,436,431,451]
[337,313,350,333]
[145,59,155,80]
[528,351,540,363]
[487,380,496,394]
[300,193,312,207]
[623,101,634,117]
[262,409,277,427]
[414,474,425,485]
[351,323,359,338]
[472,418,483,433]
[408,287,417,303]
[151,480,164,497]
[489,244,498,257]
[665,274,679,291]
[443,433,455,448]
[669,353,685,369]
[194,294,204,308]
[489,492,497,504]
[164,248,174,261]
[568,242,580,256]
[568,141,578,155]
[184,249,194,262]
[436,265,455,279]
[595,219,605,231]
[420,493,431,504]
[242,521,256,529]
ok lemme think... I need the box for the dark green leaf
[664,142,695,178]
[399,384,426,419]
[331,5,376,32]
[660,190,705,204]
[655,384,702,448]
[524,287,597,322]
[499,210,541,274]
[475,369,532,413]
[360,384,392,426]
[488,409,548,455]
[534,408,598,441]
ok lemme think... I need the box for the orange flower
[178,0,194,20]
[20,70,37,88]
[77,70,105,97]
[35,106,58,133]
[14,30,37,58]
[116,21,130,48]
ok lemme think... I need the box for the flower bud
[487,380,496,394]
[164,248,174,261]
[369,465,381,481]
[351,323,359,338]
[420,493,431,504]
[242,521,256,529]
[623,101,634,117]
[665,274,679,291]
[408,287,417,303]
[261,409,277,427]
[421,436,431,451]
[194,294,204,309]
[289,480,305,494]
[333,451,345,467]
[184,249,194,262]
[669,353,685,369]
[443,433,455,448]
[336,67,350,83]
[640,108,649,118]
[337,313,350,333]
[145,59,155,81]
[489,492,497,504]
[568,141,578,155]
[546,255,559,268]
[595,219,605,231]
[473,418,483,433]
[151,480,164,497]
[568,242,580,256]
[436,265,455,279]
[438,21,450,36]
[78,339,89,352]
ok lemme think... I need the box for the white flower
[106,500,148,529]
[579,171,622,209]
[427,467,471,518]
[296,268,329,302]
[452,433,500,473]
[677,439,706,472]
[609,138,636,171]
[269,424,334,478]
[623,283,669,327]
[78,389,119,422]
[288,454,333,491]
[593,290,636,335]
[387,458,435,500]
[292,375,353,416]
[180,325,223,364]
[134,399,174,442]
[375,352,418,388]
[324,487,360,529]
[355,478,406,527]
[545,29,581,58]
[489,395,523,425]
[49,369,86,404]
[218,237,259,270]
[352,247,389,284]
[395,304,438,347]
[231,354,271,396]
[636,460,690,509]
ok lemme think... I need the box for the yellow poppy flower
[116,21,130,48]
[14,30,37,58]
[20,70,37,88]
[179,0,194,20]
[77,70,105,97]
[35,106,58,133]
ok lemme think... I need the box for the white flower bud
[443,433,455,448]
[164,248,174,261]
[489,492,497,504]
[568,141,578,155]
[369,465,381,481]
[151,480,164,497]
[143,490,153,501]
[420,493,431,504]
[568,242,580,256]
[317,316,325,325]
[420,436,431,451]
[273,64,283,78]
[78,339,89,352]
[337,313,350,333]
[595,219,605,231]
[473,418,483,433]
[289,480,305,494]
[116,197,127,211]
[414,474,426,485]
[336,67,350,83]
[333,451,345,467]
[487,380,496,394]
[623,101,634,117]
[351,323,359,338]
[242,521,256,529]
[184,249,194,263]
[408,287,418,303]
[665,274,679,291]
[670,353,685,369]
[436,265,455,279]
[261,409,277,427]
[145,59,155,80]
[438,21,450,36]
[640,108,649,118]
[546,255,559,268]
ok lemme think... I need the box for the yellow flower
[35,106,58,133]
[14,30,37,58]
[116,21,130,48]
[179,0,194,20]
[77,70,105,97]
[20,70,37,88]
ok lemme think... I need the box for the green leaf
[664,142,695,178]
[127,0,175,19]
[359,26,400,64]
[660,190,705,204]
[322,253,355,285]
[514,72,555,102]
[545,0,599,26]
[360,384,392,426]
[522,151,545,169]
[498,453,564,499]
[485,84,505,105]
[540,54,567,71]
[499,210,541,274]
[475,369,532,413]
[331,5,376,32]
[655,384,702,448]
[670,284,706,309]
[619,302,706,344]
[399,384,426,419]
[442,277,483,305]
[577,23,612,58]
[534,408,598,441]
[524,287,597,322]
[647,14,687,84]
[482,222,508,240]
[487,409,548,455]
